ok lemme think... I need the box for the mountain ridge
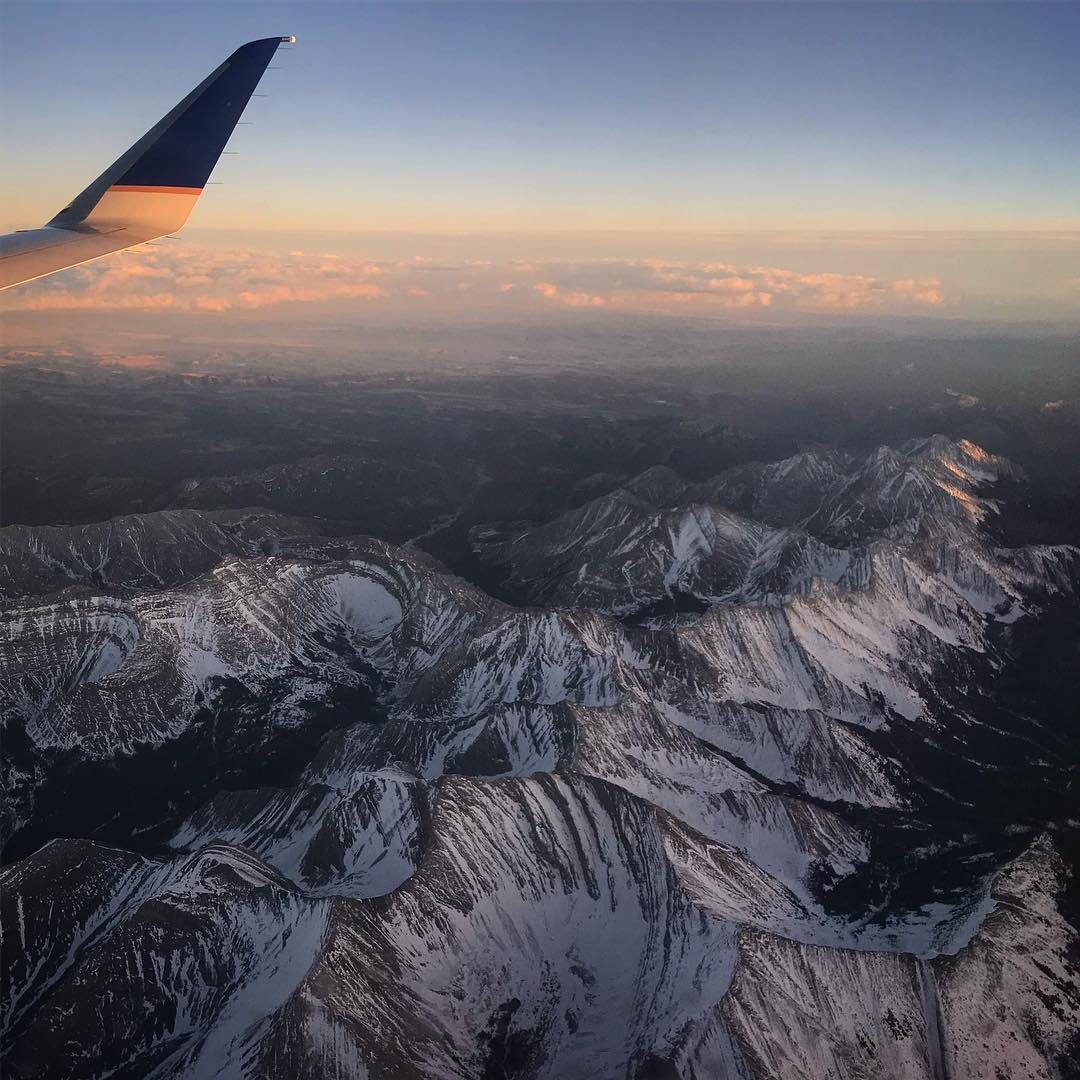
[2,435,1078,1078]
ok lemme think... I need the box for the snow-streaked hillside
[2,436,1077,1079]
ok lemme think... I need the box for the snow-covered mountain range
[470,435,1036,615]
[1,436,1077,1079]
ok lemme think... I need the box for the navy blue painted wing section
[116,38,281,189]
[49,37,284,228]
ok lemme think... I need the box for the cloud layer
[2,243,949,318]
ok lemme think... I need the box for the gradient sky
[2,0,1078,233]
[1,1,1077,332]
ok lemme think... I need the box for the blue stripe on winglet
[116,38,282,189]
[49,38,285,228]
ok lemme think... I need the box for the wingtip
[229,36,294,57]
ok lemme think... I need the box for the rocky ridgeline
[1,436,1077,1079]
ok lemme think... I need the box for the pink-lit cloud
[533,281,606,307]
[92,351,169,369]
[1,243,951,319]
[5,246,387,313]
[522,259,946,314]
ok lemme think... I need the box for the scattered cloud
[5,246,386,313]
[0,348,73,365]
[93,352,169,369]
[1,243,952,319]
[531,281,606,307]
[524,260,945,314]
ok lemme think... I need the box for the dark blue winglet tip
[108,36,290,191]
[225,37,292,63]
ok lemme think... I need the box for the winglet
[48,37,287,235]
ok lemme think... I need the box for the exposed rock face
[0,508,321,600]
[4,843,331,1080]
[717,837,1080,1080]
[934,837,1080,1080]
[722,934,937,1080]
[1,436,1077,1078]
[470,436,1037,616]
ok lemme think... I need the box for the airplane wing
[0,36,292,291]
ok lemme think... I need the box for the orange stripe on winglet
[108,185,203,195]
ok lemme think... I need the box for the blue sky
[2,1,1078,232]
